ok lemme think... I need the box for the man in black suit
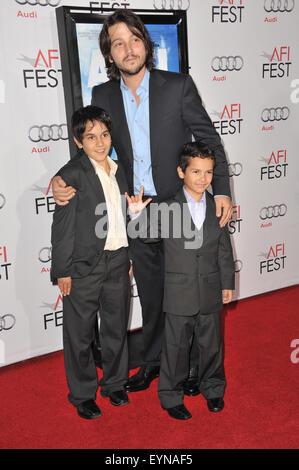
[51,106,135,419]
[126,142,235,420]
[52,9,232,395]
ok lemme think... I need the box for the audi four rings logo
[15,0,61,6]
[211,56,244,72]
[0,314,16,331]
[228,163,243,177]
[264,0,295,12]
[260,204,287,220]
[234,260,243,273]
[29,124,68,142]
[261,107,290,122]
[0,194,5,210]
[39,247,52,263]
[153,0,190,10]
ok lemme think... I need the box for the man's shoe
[207,397,224,412]
[183,366,200,397]
[165,404,192,420]
[109,390,130,407]
[125,365,160,392]
[77,399,102,419]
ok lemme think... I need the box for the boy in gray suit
[126,141,235,420]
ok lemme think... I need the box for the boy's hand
[222,289,233,304]
[215,196,233,228]
[52,176,76,206]
[125,186,152,215]
[58,277,72,296]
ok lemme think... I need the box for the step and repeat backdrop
[0,0,298,367]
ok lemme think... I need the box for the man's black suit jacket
[141,189,235,316]
[51,151,128,282]
[91,69,230,201]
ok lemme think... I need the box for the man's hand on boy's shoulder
[52,175,76,206]
[215,196,233,228]
[58,277,72,296]
[222,289,233,304]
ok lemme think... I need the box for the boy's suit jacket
[91,69,231,201]
[51,151,129,282]
[141,188,235,316]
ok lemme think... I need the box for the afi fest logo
[0,246,12,281]
[259,242,286,274]
[262,46,292,78]
[212,103,243,135]
[41,294,63,330]
[212,0,245,23]
[20,49,61,88]
[228,204,242,235]
[32,179,55,215]
[260,149,288,181]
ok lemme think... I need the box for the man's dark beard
[119,59,146,77]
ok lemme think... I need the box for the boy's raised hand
[125,186,152,215]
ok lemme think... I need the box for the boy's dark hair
[179,142,215,173]
[71,105,112,143]
[99,9,155,81]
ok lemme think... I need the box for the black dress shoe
[77,399,102,419]
[125,365,160,392]
[165,404,192,420]
[183,366,200,397]
[109,390,129,407]
[207,397,224,412]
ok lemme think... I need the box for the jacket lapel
[108,81,134,165]
[79,153,105,202]
[149,70,167,167]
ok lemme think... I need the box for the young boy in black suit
[126,142,235,420]
[51,106,132,419]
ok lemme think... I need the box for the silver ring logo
[212,56,244,72]
[228,163,243,177]
[0,194,5,210]
[39,247,52,263]
[29,124,68,142]
[259,204,287,220]
[153,0,190,10]
[0,314,16,331]
[234,260,243,273]
[261,107,290,122]
[15,0,61,6]
[264,0,295,12]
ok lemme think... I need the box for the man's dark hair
[179,142,215,172]
[71,105,112,143]
[99,9,155,81]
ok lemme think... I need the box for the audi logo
[15,0,61,6]
[0,194,5,210]
[261,107,290,122]
[0,314,16,332]
[39,247,52,263]
[259,204,287,220]
[264,0,295,12]
[228,163,243,177]
[234,260,243,273]
[211,56,244,72]
[153,0,190,10]
[29,124,68,142]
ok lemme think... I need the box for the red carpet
[0,285,298,450]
